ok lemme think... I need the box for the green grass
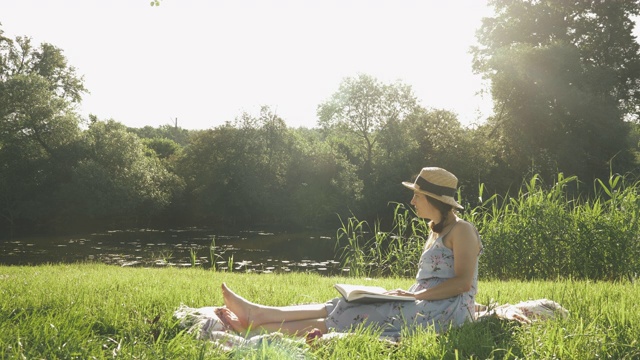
[1,264,638,359]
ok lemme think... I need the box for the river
[0,228,347,275]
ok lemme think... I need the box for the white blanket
[475,298,569,324]
[174,299,569,352]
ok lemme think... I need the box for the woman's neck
[435,212,457,234]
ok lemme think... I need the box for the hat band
[416,176,456,197]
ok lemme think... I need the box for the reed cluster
[472,173,639,280]
[336,173,640,281]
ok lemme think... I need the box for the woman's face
[411,192,438,220]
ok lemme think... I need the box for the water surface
[0,228,345,275]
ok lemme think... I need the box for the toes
[217,308,236,330]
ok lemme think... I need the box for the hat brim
[402,181,464,210]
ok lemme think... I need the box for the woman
[219,167,482,337]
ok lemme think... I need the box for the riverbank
[1,264,638,359]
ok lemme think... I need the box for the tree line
[2,1,640,237]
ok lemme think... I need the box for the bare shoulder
[453,220,477,236]
[449,220,480,250]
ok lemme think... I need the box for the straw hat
[402,167,463,209]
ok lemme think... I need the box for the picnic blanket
[475,298,569,324]
[173,299,568,354]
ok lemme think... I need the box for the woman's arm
[394,221,480,301]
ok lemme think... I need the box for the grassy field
[1,264,638,359]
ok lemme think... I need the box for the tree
[57,120,183,229]
[317,74,419,198]
[0,29,86,235]
[374,107,493,210]
[472,0,640,183]
[141,137,181,160]
[128,124,191,147]
[176,107,298,227]
[285,128,364,228]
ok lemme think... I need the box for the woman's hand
[384,288,415,297]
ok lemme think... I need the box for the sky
[1,0,495,130]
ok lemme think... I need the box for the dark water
[0,228,347,275]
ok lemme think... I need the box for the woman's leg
[258,319,328,336]
[221,283,328,328]
[219,307,328,336]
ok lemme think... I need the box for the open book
[334,283,415,304]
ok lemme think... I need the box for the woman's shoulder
[451,219,477,235]
[447,220,481,249]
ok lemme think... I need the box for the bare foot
[218,307,249,333]
[221,283,258,327]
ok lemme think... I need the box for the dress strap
[440,219,462,240]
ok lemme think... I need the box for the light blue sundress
[324,222,481,336]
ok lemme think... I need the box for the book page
[334,284,414,302]
[336,284,388,297]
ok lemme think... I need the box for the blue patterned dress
[324,225,481,335]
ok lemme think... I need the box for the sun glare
[0,0,494,129]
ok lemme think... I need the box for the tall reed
[336,173,640,281]
[335,203,429,277]
[474,172,639,280]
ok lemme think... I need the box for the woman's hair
[426,195,453,233]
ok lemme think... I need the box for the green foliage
[142,137,181,160]
[57,119,184,228]
[372,107,494,212]
[473,0,640,183]
[317,74,418,150]
[174,106,364,229]
[128,124,191,147]
[175,107,298,226]
[335,203,429,278]
[337,173,640,282]
[285,128,364,227]
[3,12,640,239]
[318,74,420,210]
[474,173,640,281]
[0,35,86,102]
[0,31,86,235]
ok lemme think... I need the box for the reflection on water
[0,229,347,275]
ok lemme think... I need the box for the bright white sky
[1,0,495,130]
